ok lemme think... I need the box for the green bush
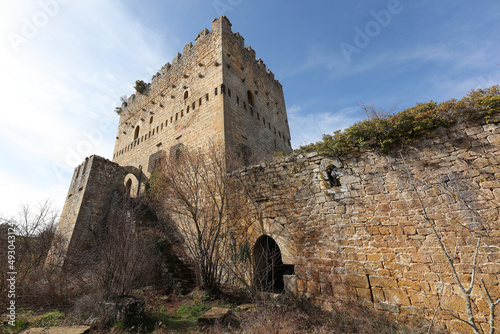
[299,85,500,156]
[134,80,148,94]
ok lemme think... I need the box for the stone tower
[46,16,292,266]
[112,16,292,174]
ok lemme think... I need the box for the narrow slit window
[134,126,140,140]
[187,106,190,113]
[228,88,231,97]
[221,84,226,94]
[199,98,202,106]
[192,102,195,110]
[215,87,218,96]
[206,93,209,101]
[247,90,254,107]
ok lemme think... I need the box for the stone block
[374,302,399,313]
[342,274,369,288]
[383,288,411,306]
[307,280,320,295]
[98,296,145,327]
[284,275,297,295]
[198,307,240,328]
[369,276,398,288]
[441,294,466,312]
[447,320,473,334]
[355,287,373,302]
[372,287,385,303]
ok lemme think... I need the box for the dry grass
[3,287,447,334]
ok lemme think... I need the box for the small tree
[148,144,239,295]
[66,192,163,300]
[134,80,148,94]
[0,200,65,308]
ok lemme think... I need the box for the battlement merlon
[118,16,283,118]
[67,155,121,193]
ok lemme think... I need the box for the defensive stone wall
[232,120,500,333]
[46,16,498,333]
[46,155,141,266]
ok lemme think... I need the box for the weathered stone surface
[99,295,145,326]
[22,327,90,334]
[198,307,239,327]
[237,304,257,312]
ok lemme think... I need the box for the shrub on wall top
[299,85,500,156]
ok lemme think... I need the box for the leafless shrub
[148,143,237,295]
[357,101,402,120]
[400,151,500,334]
[0,200,74,309]
[66,192,165,309]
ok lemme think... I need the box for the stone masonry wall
[113,17,225,171]
[46,155,132,266]
[112,16,292,173]
[221,20,292,158]
[233,121,500,333]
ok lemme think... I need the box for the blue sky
[1,0,499,218]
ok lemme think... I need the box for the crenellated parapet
[112,16,291,173]
[118,16,282,123]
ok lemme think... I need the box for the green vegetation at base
[299,85,500,156]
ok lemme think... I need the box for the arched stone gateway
[253,234,295,293]
[249,217,297,293]
[254,235,283,292]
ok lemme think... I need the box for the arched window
[183,91,189,100]
[150,116,153,124]
[247,90,254,107]
[125,179,132,197]
[134,126,140,140]
[124,173,140,198]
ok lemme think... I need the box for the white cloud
[288,104,361,148]
[0,0,175,217]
